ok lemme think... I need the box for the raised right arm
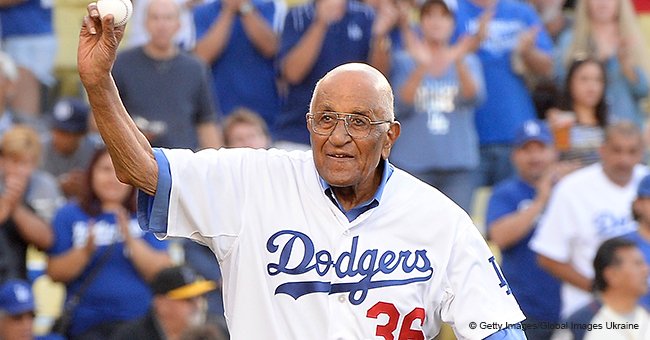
[78,4,158,195]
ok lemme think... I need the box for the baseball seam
[113,0,131,26]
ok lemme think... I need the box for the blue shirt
[48,203,167,336]
[275,1,374,145]
[453,0,553,145]
[320,161,393,222]
[0,0,52,37]
[486,176,562,322]
[193,0,280,126]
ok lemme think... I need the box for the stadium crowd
[1,0,650,339]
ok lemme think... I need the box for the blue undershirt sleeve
[136,148,172,234]
[483,328,528,340]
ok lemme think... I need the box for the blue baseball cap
[51,97,89,133]
[514,119,553,148]
[0,279,34,315]
[637,175,650,198]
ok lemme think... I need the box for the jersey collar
[319,160,394,222]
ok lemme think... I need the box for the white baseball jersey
[156,147,524,339]
[529,163,648,319]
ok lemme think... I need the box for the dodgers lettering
[266,230,433,305]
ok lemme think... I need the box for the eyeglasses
[307,111,392,139]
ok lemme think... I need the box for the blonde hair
[223,107,270,145]
[567,0,650,81]
[1,125,42,164]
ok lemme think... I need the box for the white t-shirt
[530,163,648,318]
[158,148,524,339]
[585,305,650,340]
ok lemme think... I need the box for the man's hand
[316,0,346,25]
[515,26,540,55]
[372,0,400,38]
[1,159,32,213]
[78,2,126,87]
[222,0,243,15]
[536,161,580,204]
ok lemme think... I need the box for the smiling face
[308,64,400,197]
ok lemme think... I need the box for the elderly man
[78,8,525,339]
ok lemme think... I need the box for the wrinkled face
[0,312,34,340]
[226,123,270,149]
[421,4,454,43]
[588,0,619,23]
[600,133,643,186]
[145,0,181,49]
[308,69,399,190]
[570,61,605,109]
[607,247,649,296]
[92,152,132,204]
[512,141,557,183]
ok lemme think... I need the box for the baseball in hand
[96,0,133,27]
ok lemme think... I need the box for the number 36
[366,301,425,340]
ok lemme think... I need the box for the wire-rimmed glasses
[307,111,392,139]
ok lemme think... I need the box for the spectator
[127,0,201,50]
[624,174,650,310]
[547,57,607,166]
[275,0,392,150]
[113,0,222,150]
[0,125,61,283]
[391,0,485,212]
[193,0,284,129]
[530,121,648,319]
[223,107,271,148]
[562,238,650,340]
[555,0,650,126]
[111,265,218,340]
[0,279,59,340]
[0,0,56,117]
[46,149,171,339]
[453,0,555,187]
[487,119,577,340]
[41,97,102,201]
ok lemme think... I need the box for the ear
[381,121,401,160]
